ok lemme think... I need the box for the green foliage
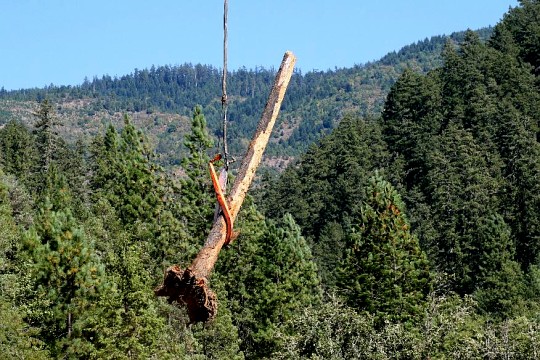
[1,2,540,358]
[474,258,525,317]
[275,293,540,359]
[84,241,189,359]
[90,115,190,269]
[261,115,390,288]
[0,120,38,185]
[22,198,105,357]
[339,175,432,323]
[217,205,321,359]
[0,102,89,208]
[382,68,442,188]
[0,300,50,360]
[377,3,540,304]
[251,214,321,333]
[91,117,164,225]
[0,28,494,161]
[497,107,540,268]
[33,99,62,174]
[260,4,540,356]
[491,0,540,75]
[0,172,48,359]
[189,279,245,360]
[0,171,22,275]
[422,124,507,292]
[31,99,83,203]
[180,105,216,242]
[273,295,379,359]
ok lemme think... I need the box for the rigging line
[221,0,230,171]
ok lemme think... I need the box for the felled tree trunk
[155,51,296,323]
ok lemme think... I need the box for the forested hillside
[2,1,540,359]
[0,28,491,169]
[259,0,540,357]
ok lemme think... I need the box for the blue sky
[1,0,518,90]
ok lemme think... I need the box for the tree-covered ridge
[2,1,540,358]
[258,0,540,356]
[0,102,324,358]
[0,28,492,165]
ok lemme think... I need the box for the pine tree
[82,190,193,358]
[22,195,105,357]
[0,171,34,304]
[86,241,190,359]
[217,206,321,358]
[180,105,215,242]
[383,68,443,188]
[0,120,39,186]
[31,99,87,206]
[491,0,540,75]
[496,103,540,269]
[33,99,62,176]
[91,117,163,225]
[261,115,390,288]
[0,171,21,280]
[0,171,49,358]
[471,214,524,316]
[339,174,432,323]
[90,116,189,268]
[424,123,511,295]
[380,12,539,302]
[62,138,91,219]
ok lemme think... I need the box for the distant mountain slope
[0,28,492,168]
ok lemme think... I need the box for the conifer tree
[217,207,321,358]
[0,120,38,186]
[383,68,443,188]
[424,123,514,295]
[0,171,34,300]
[0,171,21,280]
[261,115,390,288]
[339,174,432,323]
[0,172,49,358]
[491,0,540,75]
[33,99,62,176]
[86,241,189,359]
[62,138,91,219]
[91,117,162,225]
[81,186,193,358]
[497,109,540,269]
[90,116,189,268]
[22,194,105,357]
[180,105,215,242]
[382,16,539,295]
[471,214,524,316]
[31,99,86,205]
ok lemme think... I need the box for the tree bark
[155,51,297,323]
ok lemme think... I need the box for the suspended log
[155,51,297,323]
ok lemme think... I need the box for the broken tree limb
[155,51,297,323]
